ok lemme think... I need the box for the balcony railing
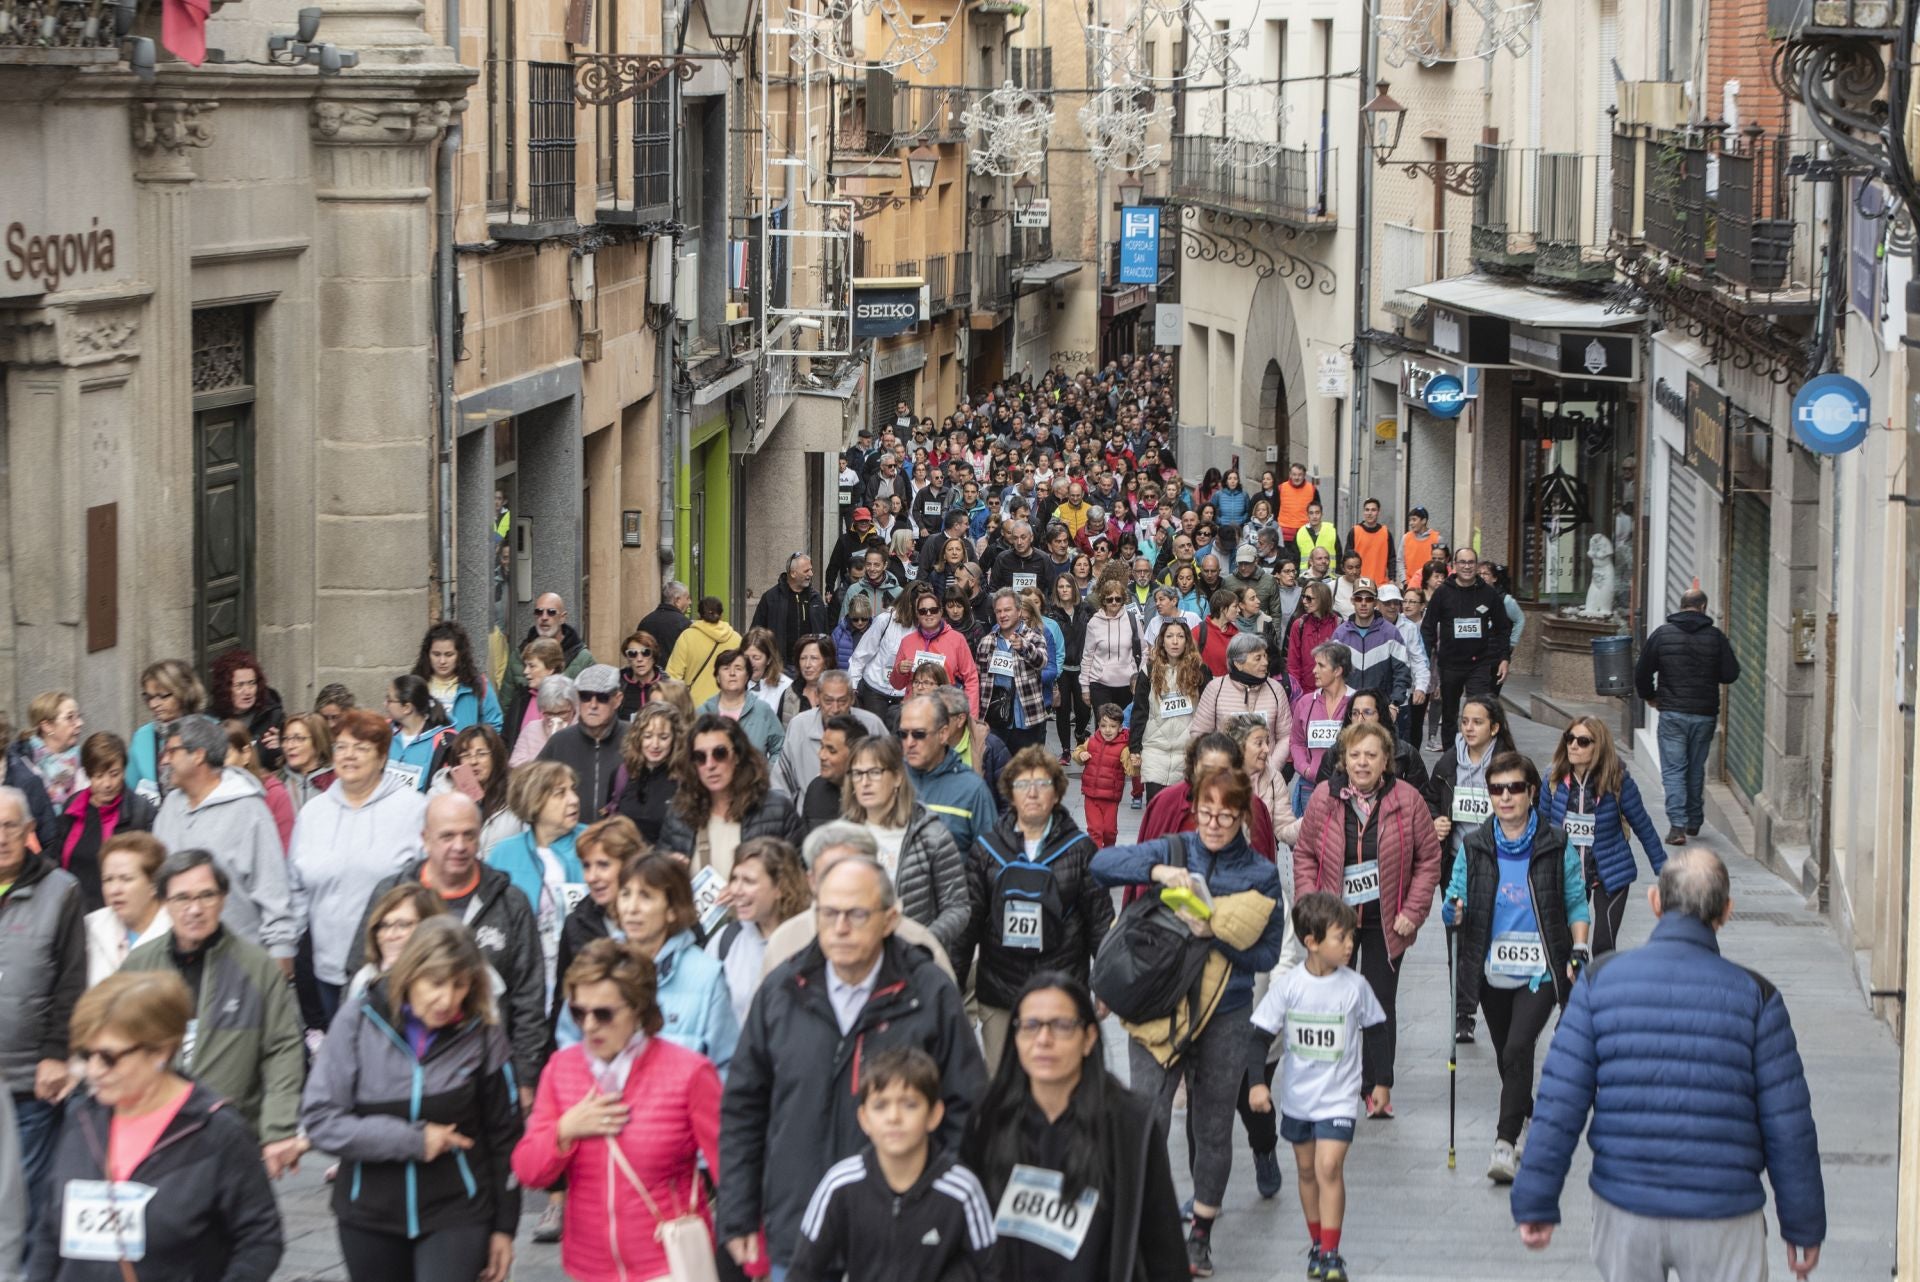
[926,254,950,313]
[891,85,970,142]
[1612,123,1804,295]
[1469,143,1610,284]
[1171,136,1336,227]
[980,252,1014,311]
[0,0,124,60]
[527,61,578,225]
[952,250,973,307]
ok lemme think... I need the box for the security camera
[296,6,321,40]
[125,35,156,79]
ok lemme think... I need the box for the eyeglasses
[1487,781,1531,797]
[1566,734,1595,748]
[899,727,935,741]
[568,1003,631,1028]
[533,607,561,617]
[1194,806,1241,827]
[847,766,891,784]
[1102,595,1124,605]
[376,918,419,937]
[691,745,733,766]
[816,906,877,928]
[625,648,654,660]
[1008,778,1054,794]
[166,889,223,909]
[79,1045,152,1070]
[1013,1016,1087,1039]
[578,690,617,704]
[140,690,172,705]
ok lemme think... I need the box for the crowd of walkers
[0,354,1823,1282]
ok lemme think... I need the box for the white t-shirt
[869,823,909,877]
[534,845,566,998]
[1250,965,1387,1121]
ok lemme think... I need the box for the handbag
[606,1142,721,1282]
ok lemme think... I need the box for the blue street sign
[1119,206,1160,285]
[1791,373,1871,455]
[1424,373,1467,419]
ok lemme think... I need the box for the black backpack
[979,829,1078,955]
[1090,835,1212,1046]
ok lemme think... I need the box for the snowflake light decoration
[777,0,951,74]
[960,80,1053,177]
[1199,86,1292,169]
[1078,86,1172,173]
[1376,0,1534,67]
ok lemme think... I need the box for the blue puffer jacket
[652,929,739,1073]
[1511,914,1826,1246]
[1213,485,1249,527]
[1537,773,1666,895]
[1089,830,1287,1015]
[443,681,505,733]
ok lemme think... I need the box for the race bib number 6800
[994,1165,1099,1259]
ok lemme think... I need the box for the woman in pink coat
[1292,720,1442,1120]
[512,938,725,1282]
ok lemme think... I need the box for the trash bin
[1592,635,1633,696]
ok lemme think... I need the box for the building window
[596,0,618,188]
[528,61,577,223]
[487,0,515,205]
[1511,383,1632,608]
[634,80,671,215]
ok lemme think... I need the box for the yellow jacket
[1122,888,1279,1066]
[666,618,743,704]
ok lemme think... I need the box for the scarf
[1341,779,1384,829]
[1494,809,1538,860]
[588,1031,651,1095]
[29,739,82,808]
[1228,665,1266,688]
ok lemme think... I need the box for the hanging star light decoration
[779,0,951,74]
[960,79,1053,177]
[1078,85,1172,172]
[1197,84,1293,168]
[1374,0,1534,67]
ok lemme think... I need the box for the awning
[1406,275,1641,329]
[1013,259,1083,287]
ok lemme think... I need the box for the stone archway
[1238,270,1310,472]
[1257,360,1292,468]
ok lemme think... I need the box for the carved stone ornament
[310,97,453,144]
[70,317,141,356]
[130,100,217,157]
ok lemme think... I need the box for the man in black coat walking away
[636,579,693,660]
[751,554,833,669]
[1635,589,1741,845]
[1420,546,1513,747]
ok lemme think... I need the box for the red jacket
[1285,612,1340,700]
[1291,778,1442,960]
[1197,619,1238,679]
[1079,731,1128,803]
[512,1039,726,1282]
[889,620,981,716]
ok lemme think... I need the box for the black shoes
[1665,828,1688,846]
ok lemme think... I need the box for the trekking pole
[1447,926,1457,1171]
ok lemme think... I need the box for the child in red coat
[1074,703,1130,847]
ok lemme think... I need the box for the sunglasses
[533,607,561,617]
[1102,595,1124,604]
[578,690,617,704]
[568,1004,627,1028]
[899,727,934,741]
[692,745,733,766]
[1566,733,1595,748]
[625,648,654,660]
[79,1044,152,1070]
[916,605,942,617]
[1487,780,1531,797]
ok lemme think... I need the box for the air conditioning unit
[675,250,699,328]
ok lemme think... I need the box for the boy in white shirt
[1247,892,1385,1282]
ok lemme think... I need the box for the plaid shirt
[975,624,1049,729]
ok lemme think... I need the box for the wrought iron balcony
[926,254,950,313]
[951,250,972,307]
[1469,143,1611,284]
[1170,135,1336,229]
[0,0,127,62]
[491,61,582,238]
[979,252,1014,312]
[891,85,970,143]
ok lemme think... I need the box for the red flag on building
[161,0,210,66]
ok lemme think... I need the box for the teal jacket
[486,824,586,918]
[652,928,738,1073]
[697,693,785,762]
[444,681,504,733]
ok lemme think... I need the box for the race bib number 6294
[61,1181,157,1262]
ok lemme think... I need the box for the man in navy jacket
[1512,849,1825,1281]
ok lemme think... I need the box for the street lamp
[1013,174,1037,208]
[907,145,938,194]
[1118,178,1143,206]
[700,0,754,54]
[1361,80,1407,167]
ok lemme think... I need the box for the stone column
[308,87,456,696]
[129,98,216,671]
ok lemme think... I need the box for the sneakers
[1307,1246,1327,1279]
[1665,827,1688,846]
[1186,1227,1214,1277]
[1130,794,1143,810]
[532,1199,564,1243]
[1487,1139,1518,1184]
[1253,1148,1283,1198]
[1455,1014,1476,1044]
[1320,1250,1350,1281]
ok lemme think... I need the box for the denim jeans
[1656,710,1718,831]
[15,1095,62,1250]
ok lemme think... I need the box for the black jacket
[656,791,805,862]
[1454,820,1580,1011]
[636,603,691,663]
[962,808,1113,1011]
[989,546,1049,593]
[1635,611,1741,716]
[718,934,988,1267]
[54,790,159,912]
[552,897,616,1024]
[786,1148,995,1282]
[538,720,629,815]
[31,1085,283,1282]
[1421,578,1513,671]
[4,747,60,852]
[752,577,834,667]
[229,688,288,773]
[613,760,677,842]
[348,860,548,1088]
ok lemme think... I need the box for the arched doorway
[1258,360,1293,469]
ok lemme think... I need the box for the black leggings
[338,1222,492,1282]
[1437,664,1497,748]
[1053,678,1089,753]
[1355,922,1402,1095]
[1239,1057,1280,1154]
[1479,982,1558,1144]
[1587,879,1632,956]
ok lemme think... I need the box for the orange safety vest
[1349,523,1392,586]
[1402,529,1442,588]
[1276,480,1317,536]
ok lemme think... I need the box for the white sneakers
[1487,1140,1518,1184]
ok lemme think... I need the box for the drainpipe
[1347,0,1378,527]
[433,0,464,620]
[657,0,686,572]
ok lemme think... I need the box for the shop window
[1511,384,1633,610]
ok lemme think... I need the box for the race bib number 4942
[993,1165,1099,1259]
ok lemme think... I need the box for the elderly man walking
[1512,848,1825,1281]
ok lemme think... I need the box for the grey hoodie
[154,767,296,959]
[287,775,428,985]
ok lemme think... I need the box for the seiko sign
[852,285,924,339]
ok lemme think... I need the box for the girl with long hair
[1539,715,1665,955]
[1130,620,1208,809]
[411,620,503,733]
[1422,692,1517,1044]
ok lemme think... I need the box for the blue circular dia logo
[1791,373,1870,455]
[1424,374,1466,419]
